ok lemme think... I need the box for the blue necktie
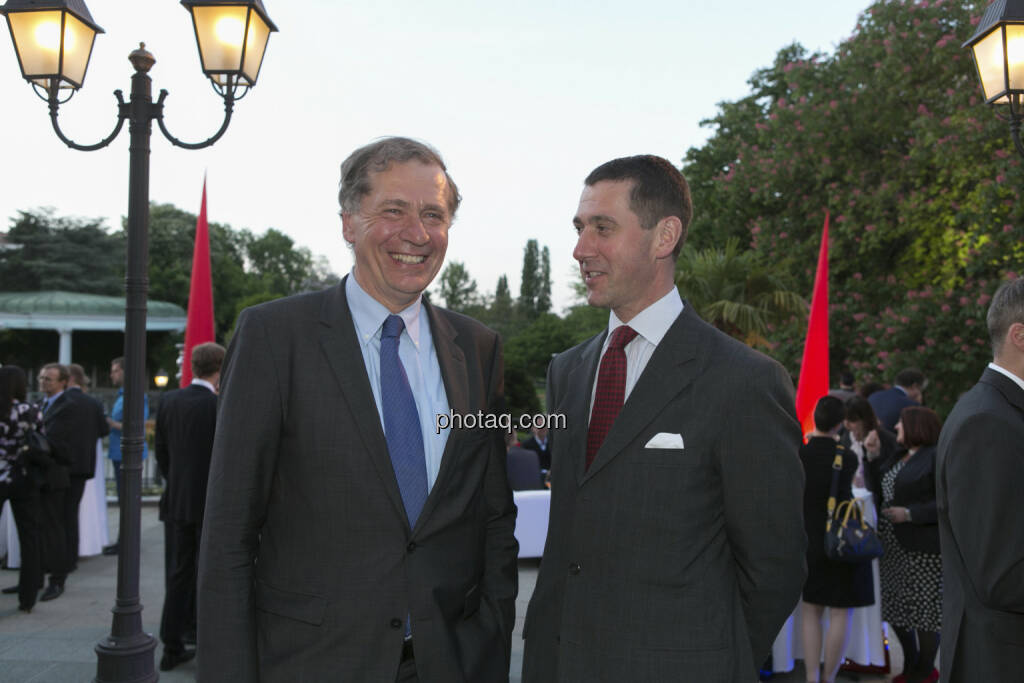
[380,314,428,527]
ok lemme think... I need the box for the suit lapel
[583,307,702,483]
[414,302,468,533]
[317,277,408,526]
[981,366,1024,415]
[564,333,605,486]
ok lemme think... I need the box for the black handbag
[825,450,884,563]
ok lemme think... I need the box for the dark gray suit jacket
[197,280,518,682]
[522,305,805,683]
[155,383,217,524]
[936,367,1024,683]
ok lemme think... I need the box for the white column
[58,328,72,365]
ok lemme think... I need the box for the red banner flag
[795,212,830,439]
[181,177,215,387]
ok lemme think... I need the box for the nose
[572,227,593,263]
[400,215,430,245]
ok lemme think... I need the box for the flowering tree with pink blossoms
[681,0,1023,416]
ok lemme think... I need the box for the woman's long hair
[0,365,29,415]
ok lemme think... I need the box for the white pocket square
[644,432,684,449]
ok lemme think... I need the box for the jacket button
[390,618,403,629]
[407,542,417,553]
[568,562,581,575]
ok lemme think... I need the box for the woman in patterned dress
[878,406,943,683]
[0,365,45,612]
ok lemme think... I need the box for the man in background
[936,278,1024,682]
[156,342,224,671]
[868,367,926,431]
[102,356,148,556]
[519,424,551,473]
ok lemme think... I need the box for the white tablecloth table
[772,488,888,672]
[0,441,108,568]
[513,489,550,558]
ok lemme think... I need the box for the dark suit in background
[156,382,217,657]
[40,389,107,589]
[937,367,1024,682]
[519,435,550,472]
[524,307,805,682]
[868,386,918,432]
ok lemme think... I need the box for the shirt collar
[191,378,216,393]
[605,287,684,347]
[988,362,1024,394]
[46,390,64,404]
[346,271,423,349]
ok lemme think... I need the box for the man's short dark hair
[894,368,925,389]
[987,277,1024,357]
[899,406,941,450]
[338,136,461,217]
[191,343,226,379]
[813,395,845,432]
[42,362,69,383]
[584,155,693,258]
[68,363,88,387]
[844,396,879,432]
[111,356,124,370]
[840,371,855,387]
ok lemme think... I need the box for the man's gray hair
[987,277,1024,357]
[338,137,461,217]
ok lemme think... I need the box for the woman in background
[0,365,44,612]
[878,406,943,683]
[799,396,874,683]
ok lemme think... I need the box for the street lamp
[154,370,169,389]
[0,1,276,681]
[964,0,1024,157]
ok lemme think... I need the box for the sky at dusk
[0,0,871,311]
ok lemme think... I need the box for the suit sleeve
[480,333,520,656]
[942,410,1024,611]
[154,400,169,480]
[718,359,806,667]
[197,308,283,682]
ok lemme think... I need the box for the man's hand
[863,429,881,459]
[882,506,910,523]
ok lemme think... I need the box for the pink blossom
[865,336,877,346]
[865,224,876,232]
[879,350,890,359]
[953,336,962,344]
[1004,224,1013,233]
[997,174,1006,183]
[917,345,926,352]
[925,338,936,346]
[900,316,910,324]
[830,100,838,109]
[853,312,867,321]
[978,294,992,306]
[959,296,970,306]
[877,363,887,371]
[886,327,898,335]
[941,304,951,313]
[961,344,971,353]
[971,15,981,25]
[966,318,976,326]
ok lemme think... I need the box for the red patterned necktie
[586,325,638,469]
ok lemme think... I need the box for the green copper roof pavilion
[0,290,186,364]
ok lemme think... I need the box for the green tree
[518,239,541,318]
[437,261,479,312]
[675,238,805,348]
[679,0,1021,415]
[0,209,123,294]
[536,246,552,315]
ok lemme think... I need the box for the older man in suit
[522,155,805,683]
[36,362,108,602]
[936,277,1024,683]
[156,342,224,671]
[198,137,518,682]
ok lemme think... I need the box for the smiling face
[342,160,452,312]
[572,180,679,322]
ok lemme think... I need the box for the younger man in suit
[156,342,224,671]
[936,277,1024,682]
[522,155,805,682]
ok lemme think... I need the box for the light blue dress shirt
[346,273,450,491]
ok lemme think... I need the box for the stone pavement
[0,504,900,682]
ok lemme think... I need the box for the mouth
[581,267,605,283]
[391,253,427,265]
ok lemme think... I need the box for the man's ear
[653,216,682,259]
[1009,321,1024,354]
[341,213,355,244]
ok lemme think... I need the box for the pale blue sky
[0,0,869,311]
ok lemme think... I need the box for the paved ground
[0,504,902,682]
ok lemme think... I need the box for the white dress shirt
[988,361,1024,394]
[588,288,685,421]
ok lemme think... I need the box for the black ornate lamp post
[964,0,1024,158]
[0,1,276,681]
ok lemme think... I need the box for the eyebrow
[574,213,619,226]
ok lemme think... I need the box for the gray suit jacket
[197,280,518,682]
[522,305,805,683]
[936,367,1024,683]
